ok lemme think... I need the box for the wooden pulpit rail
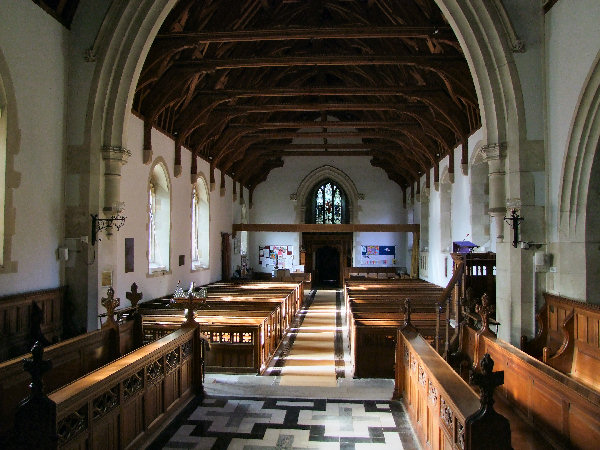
[48,325,202,449]
[396,327,481,450]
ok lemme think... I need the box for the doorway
[302,232,352,289]
[315,246,340,287]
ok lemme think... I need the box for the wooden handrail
[396,327,511,449]
[12,323,206,449]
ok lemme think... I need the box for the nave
[147,289,420,450]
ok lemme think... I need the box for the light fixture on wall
[91,202,126,245]
[504,208,524,248]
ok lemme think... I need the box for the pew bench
[142,307,283,374]
[396,326,514,449]
[0,287,65,362]
[457,320,600,449]
[0,316,142,443]
[12,324,206,450]
[521,293,600,392]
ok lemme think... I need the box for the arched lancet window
[240,203,248,256]
[192,176,210,269]
[148,162,170,273]
[0,77,6,267]
[306,180,348,224]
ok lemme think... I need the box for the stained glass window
[312,181,346,224]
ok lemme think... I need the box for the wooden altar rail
[12,324,205,449]
[0,318,141,441]
[0,287,65,361]
[395,326,511,449]
[458,324,600,449]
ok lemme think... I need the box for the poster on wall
[360,245,396,266]
[258,245,294,269]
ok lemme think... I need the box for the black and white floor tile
[149,395,419,449]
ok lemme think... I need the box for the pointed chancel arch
[0,49,17,274]
[80,0,532,339]
[0,73,6,267]
[559,51,600,302]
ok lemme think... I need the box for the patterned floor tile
[149,396,418,449]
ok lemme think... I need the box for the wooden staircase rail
[438,260,465,357]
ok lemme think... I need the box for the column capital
[479,143,506,162]
[101,145,131,162]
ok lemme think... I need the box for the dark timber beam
[229,121,419,129]
[177,55,467,72]
[157,26,454,43]
[232,223,420,235]
[213,103,430,113]
[191,87,442,97]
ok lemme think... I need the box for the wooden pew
[10,322,206,449]
[139,282,304,374]
[452,305,600,449]
[345,279,445,378]
[521,292,600,389]
[344,266,399,280]
[142,309,277,374]
[0,284,144,443]
[0,287,65,362]
[396,323,512,449]
[0,319,141,442]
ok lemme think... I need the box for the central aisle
[279,289,338,387]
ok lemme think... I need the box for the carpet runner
[279,290,339,387]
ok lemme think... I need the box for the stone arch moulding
[291,165,364,224]
[559,50,600,241]
[87,0,526,199]
[0,48,19,274]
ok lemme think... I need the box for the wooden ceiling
[31,0,80,28]
[134,0,480,193]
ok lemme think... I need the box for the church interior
[1,0,600,448]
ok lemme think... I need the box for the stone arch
[292,165,363,224]
[0,48,19,273]
[559,51,600,238]
[85,0,527,224]
[558,51,600,301]
[81,0,528,331]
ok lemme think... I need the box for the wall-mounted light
[91,203,126,245]
[504,208,524,248]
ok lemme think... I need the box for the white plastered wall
[94,114,239,311]
[545,0,600,301]
[413,128,485,288]
[0,2,67,295]
[249,155,408,273]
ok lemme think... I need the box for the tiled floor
[149,396,419,449]
[146,290,420,449]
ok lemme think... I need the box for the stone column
[480,143,506,241]
[101,146,131,213]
